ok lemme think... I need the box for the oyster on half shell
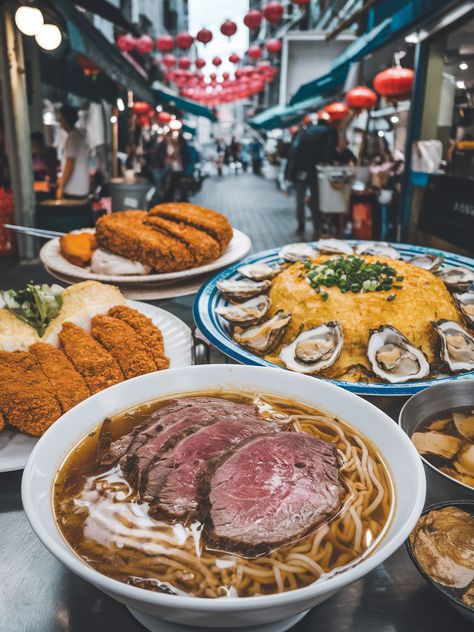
[354,242,399,259]
[237,262,282,281]
[233,311,291,355]
[316,238,353,256]
[435,267,474,293]
[454,292,474,331]
[367,325,430,383]
[279,322,343,374]
[216,295,270,326]
[433,320,474,372]
[279,242,317,262]
[217,279,271,302]
[409,253,444,272]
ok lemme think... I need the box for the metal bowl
[406,500,474,622]
[399,380,474,504]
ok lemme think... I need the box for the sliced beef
[148,419,277,519]
[200,432,345,557]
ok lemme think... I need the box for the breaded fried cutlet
[149,202,233,251]
[95,211,197,272]
[0,350,63,436]
[29,342,90,412]
[59,322,124,394]
[108,304,169,370]
[144,215,220,266]
[91,315,157,379]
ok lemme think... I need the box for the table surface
[0,293,470,632]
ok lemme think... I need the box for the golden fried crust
[96,211,197,272]
[107,305,169,370]
[144,216,220,266]
[59,322,124,394]
[29,342,90,412]
[149,202,233,251]
[0,412,4,431]
[0,351,63,436]
[91,315,157,379]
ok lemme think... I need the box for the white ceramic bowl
[22,365,426,629]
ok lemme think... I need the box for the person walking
[56,105,89,200]
[156,132,190,202]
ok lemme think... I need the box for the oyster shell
[216,295,270,326]
[233,311,291,355]
[435,267,474,292]
[237,263,281,281]
[280,322,343,374]
[454,292,474,330]
[217,279,271,302]
[354,242,399,259]
[316,238,353,256]
[279,242,317,262]
[409,253,444,271]
[367,325,430,383]
[433,320,474,372]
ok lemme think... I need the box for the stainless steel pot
[399,379,474,505]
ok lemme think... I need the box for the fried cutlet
[144,215,220,266]
[59,232,96,267]
[148,202,233,251]
[107,304,169,370]
[0,350,63,436]
[29,342,90,412]
[95,211,197,272]
[91,315,157,379]
[59,322,123,394]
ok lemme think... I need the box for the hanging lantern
[266,39,282,54]
[222,71,230,80]
[324,102,349,121]
[195,57,206,69]
[263,2,284,23]
[210,72,217,81]
[345,86,377,111]
[196,27,212,45]
[243,9,263,30]
[136,114,150,127]
[157,111,172,124]
[162,54,177,68]
[116,33,135,52]
[248,45,262,60]
[373,66,414,102]
[229,53,240,64]
[220,19,237,37]
[133,101,152,115]
[178,56,191,70]
[292,0,310,5]
[212,56,222,67]
[176,32,193,50]
[156,34,174,52]
[135,34,154,55]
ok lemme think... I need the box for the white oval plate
[0,300,192,473]
[40,229,251,284]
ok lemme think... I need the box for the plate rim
[193,240,474,396]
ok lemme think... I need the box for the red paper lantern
[195,57,206,69]
[156,34,174,52]
[137,115,150,127]
[133,101,152,115]
[176,32,193,50]
[178,56,191,70]
[212,56,222,67]
[263,2,284,23]
[196,28,212,44]
[229,53,240,64]
[220,19,237,37]
[324,102,349,121]
[116,33,136,52]
[135,34,154,55]
[345,86,377,111]
[266,39,282,54]
[162,54,177,68]
[292,0,310,5]
[244,9,263,30]
[248,45,262,60]
[157,111,172,124]
[222,72,230,80]
[373,66,414,101]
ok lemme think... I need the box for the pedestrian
[250,139,263,175]
[56,104,89,200]
[288,116,338,238]
[156,132,190,202]
[31,131,58,183]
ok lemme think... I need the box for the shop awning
[153,85,217,122]
[249,95,329,131]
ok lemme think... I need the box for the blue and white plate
[193,241,474,396]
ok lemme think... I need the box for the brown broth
[54,391,393,598]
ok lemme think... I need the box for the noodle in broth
[54,391,393,598]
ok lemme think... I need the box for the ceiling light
[390,115,399,124]
[459,62,468,70]
[456,80,466,89]
[15,5,44,36]
[35,23,62,50]
[378,130,385,137]
[116,98,125,112]
[404,32,419,45]
[110,115,117,124]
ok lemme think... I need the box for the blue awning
[153,85,217,122]
[249,96,329,131]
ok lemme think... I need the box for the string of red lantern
[373,66,414,102]
[263,2,284,23]
[345,86,377,111]
[196,28,212,44]
[220,19,237,37]
[243,9,262,30]
[266,38,282,54]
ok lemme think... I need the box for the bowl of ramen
[407,501,474,622]
[22,365,425,629]
[399,379,474,503]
